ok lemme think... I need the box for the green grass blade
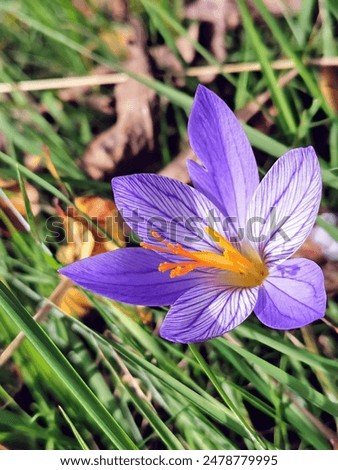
[237,0,297,134]
[316,215,338,241]
[71,319,250,438]
[0,151,70,205]
[189,344,267,449]
[58,406,89,450]
[235,324,338,372]
[251,0,334,117]
[221,339,338,416]
[107,363,184,450]
[16,166,41,245]
[0,282,138,449]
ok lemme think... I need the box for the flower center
[140,227,268,288]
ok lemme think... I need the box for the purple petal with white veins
[112,173,227,254]
[160,284,258,343]
[246,147,321,268]
[59,248,215,306]
[255,258,326,329]
[188,85,259,229]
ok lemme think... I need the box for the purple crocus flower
[60,86,326,343]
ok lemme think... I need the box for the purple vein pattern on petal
[246,147,321,268]
[255,258,326,329]
[112,173,226,254]
[160,284,258,343]
[187,85,259,228]
[59,248,215,306]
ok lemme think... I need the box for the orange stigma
[140,228,268,288]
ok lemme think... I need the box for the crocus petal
[187,85,259,229]
[255,258,326,329]
[112,173,227,254]
[160,284,258,343]
[59,248,215,306]
[246,147,321,268]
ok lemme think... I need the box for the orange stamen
[140,228,268,287]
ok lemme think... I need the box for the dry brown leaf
[223,0,242,30]
[57,219,96,264]
[83,94,114,115]
[182,0,301,80]
[96,0,128,20]
[251,0,303,16]
[14,184,40,218]
[319,66,338,112]
[56,196,124,264]
[82,19,156,179]
[236,69,298,122]
[136,306,153,325]
[186,0,303,35]
[225,0,303,30]
[176,23,199,64]
[0,178,40,220]
[73,0,128,19]
[23,154,44,172]
[159,148,197,184]
[184,0,227,61]
[150,45,186,87]
[110,0,128,21]
[99,24,134,61]
[75,196,125,246]
[184,0,227,82]
[58,286,92,317]
[56,196,124,317]
[58,65,115,113]
[318,334,337,358]
[72,0,93,17]
[75,196,114,219]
